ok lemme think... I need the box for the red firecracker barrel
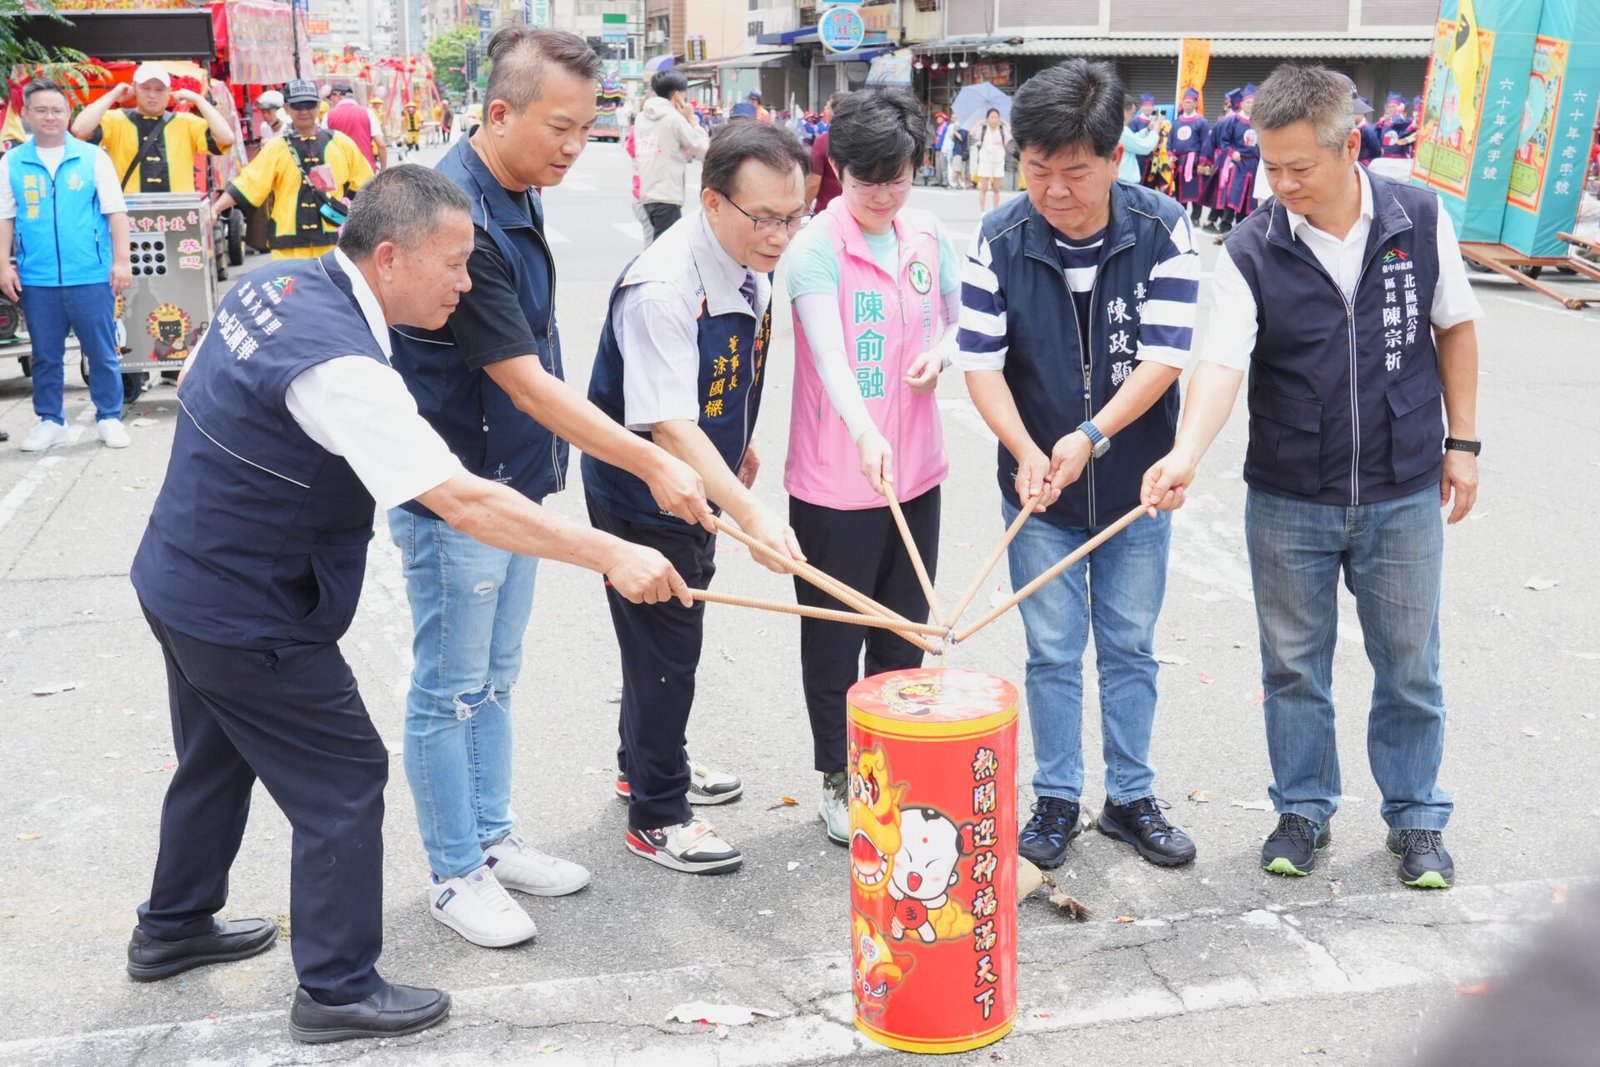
[845,667,1019,1054]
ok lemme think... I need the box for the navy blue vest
[131,254,386,649]
[1225,172,1444,507]
[977,184,1186,529]
[583,259,771,527]
[390,138,566,515]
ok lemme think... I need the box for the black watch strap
[1444,437,1481,455]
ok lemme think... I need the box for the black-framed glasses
[724,196,812,234]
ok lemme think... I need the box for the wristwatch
[1077,420,1110,459]
[1444,437,1482,455]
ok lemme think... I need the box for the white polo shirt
[1200,166,1483,372]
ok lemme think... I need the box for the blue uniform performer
[1170,86,1212,225]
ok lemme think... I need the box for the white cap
[257,89,284,109]
[132,62,170,88]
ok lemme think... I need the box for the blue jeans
[1245,486,1450,831]
[20,282,123,422]
[1003,499,1172,806]
[388,509,539,879]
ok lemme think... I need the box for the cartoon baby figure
[887,806,977,943]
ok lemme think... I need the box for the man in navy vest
[1143,64,1482,889]
[585,122,811,875]
[957,59,1201,873]
[128,166,686,1043]
[0,79,132,451]
[385,28,715,950]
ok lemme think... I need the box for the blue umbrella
[952,81,1011,127]
[644,54,676,75]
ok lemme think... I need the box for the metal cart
[0,193,217,405]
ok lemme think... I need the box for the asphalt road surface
[1,136,1596,1067]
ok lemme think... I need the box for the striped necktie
[739,270,759,314]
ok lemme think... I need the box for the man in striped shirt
[956,59,1201,872]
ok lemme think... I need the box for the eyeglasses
[288,101,319,111]
[846,176,913,193]
[723,196,812,234]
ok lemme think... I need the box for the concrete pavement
[0,137,1596,1066]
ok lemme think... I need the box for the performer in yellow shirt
[208,80,373,260]
[70,62,235,193]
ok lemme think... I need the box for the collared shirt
[282,250,463,509]
[1201,166,1483,371]
[613,211,771,430]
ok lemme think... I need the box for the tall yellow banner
[1176,39,1211,113]
[1449,0,1484,131]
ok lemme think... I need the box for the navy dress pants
[136,605,389,1005]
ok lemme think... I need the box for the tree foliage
[427,26,478,98]
[3,0,105,101]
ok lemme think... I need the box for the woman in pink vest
[782,87,961,845]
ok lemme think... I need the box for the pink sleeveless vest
[784,200,949,511]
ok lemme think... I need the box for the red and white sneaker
[625,820,743,874]
[614,754,743,806]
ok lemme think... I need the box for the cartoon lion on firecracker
[148,303,202,362]
[852,913,913,1022]
[848,742,905,903]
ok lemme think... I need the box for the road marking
[0,405,92,536]
[543,227,570,245]
[612,221,645,242]
[0,877,1567,1063]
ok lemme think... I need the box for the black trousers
[643,202,682,244]
[137,605,388,1005]
[587,499,715,831]
[789,488,940,775]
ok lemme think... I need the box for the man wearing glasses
[583,122,811,875]
[0,79,133,451]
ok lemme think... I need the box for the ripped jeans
[388,509,540,879]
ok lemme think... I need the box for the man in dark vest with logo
[1143,64,1483,889]
[585,121,811,875]
[956,59,1202,874]
[127,167,686,1043]
[385,28,715,951]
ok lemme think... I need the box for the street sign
[478,7,492,28]
[687,35,706,63]
[602,12,628,46]
[818,3,866,54]
[529,0,549,27]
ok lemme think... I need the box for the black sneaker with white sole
[625,820,743,874]
[1261,813,1331,877]
[1387,828,1453,889]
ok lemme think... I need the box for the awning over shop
[756,27,894,49]
[683,51,793,71]
[977,37,1430,60]
[912,35,1011,56]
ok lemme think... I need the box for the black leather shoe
[1097,797,1197,867]
[127,917,279,982]
[289,982,451,1044]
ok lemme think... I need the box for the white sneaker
[485,831,590,897]
[613,751,744,806]
[428,864,537,948]
[820,771,849,846]
[19,419,69,453]
[96,418,131,449]
[688,758,743,805]
[625,819,743,874]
